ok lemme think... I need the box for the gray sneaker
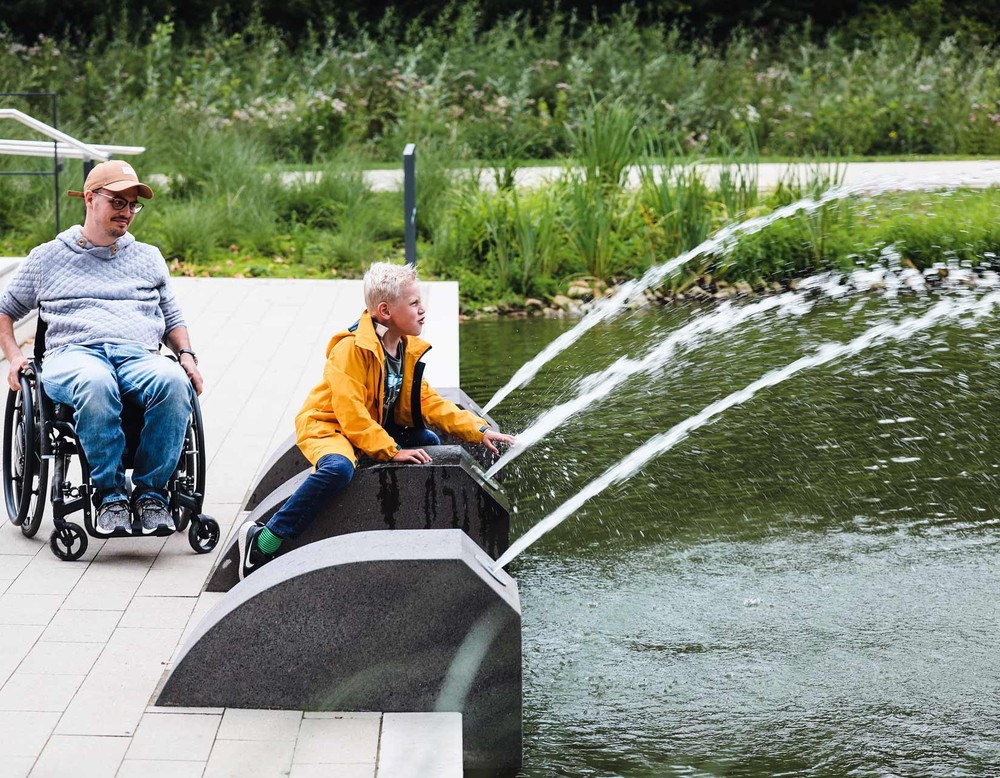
[96,500,132,535]
[135,497,174,535]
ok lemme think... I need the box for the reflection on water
[461,284,1000,777]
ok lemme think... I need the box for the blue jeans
[41,344,192,507]
[267,426,440,540]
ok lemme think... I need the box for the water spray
[491,289,1000,571]
[482,181,893,414]
[486,286,821,479]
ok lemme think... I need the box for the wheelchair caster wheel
[189,516,220,554]
[50,523,88,561]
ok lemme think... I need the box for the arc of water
[483,182,883,414]
[491,289,1000,571]
[485,288,820,479]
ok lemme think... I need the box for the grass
[1,8,999,308]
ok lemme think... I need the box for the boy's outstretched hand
[481,429,516,454]
[392,448,433,464]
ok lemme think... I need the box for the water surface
[461,287,1000,777]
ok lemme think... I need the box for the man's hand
[481,429,516,454]
[391,448,432,464]
[7,354,28,392]
[179,353,204,395]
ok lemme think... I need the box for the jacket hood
[57,225,135,261]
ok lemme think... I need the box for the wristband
[178,349,198,365]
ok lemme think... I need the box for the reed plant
[560,173,623,280]
[568,96,643,190]
[510,188,560,297]
[637,158,714,262]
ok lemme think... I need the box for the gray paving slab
[56,627,182,737]
[215,708,303,741]
[202,739,295,778]
[0,670,84,711]
[124,711,221,761]
[40,609,122,644]
[31,734,130,778]
[6,563,85,596]
[120,596,196,630]
[293,715,381,765]
[0,555,31,579]
[16,640,103,676]
[116,759,207,778]
[0,593,64,626]
[0,711,60,758]
[0,528,43,555]
[0,624,44,687]
[292,765,375,778]
[0,755,34,778]
[62,578,142,611]
[378,712,463,778]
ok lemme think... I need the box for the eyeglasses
[93,190,144,213]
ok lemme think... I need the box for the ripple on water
[467,289,1000,776]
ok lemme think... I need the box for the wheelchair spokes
[3,372,49,534]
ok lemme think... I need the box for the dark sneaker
[96,500,132,535]
[135,497,174,535]
[238,521,274,581]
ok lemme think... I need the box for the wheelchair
[2,342,220,561]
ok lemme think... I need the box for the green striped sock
[256,526,283,554]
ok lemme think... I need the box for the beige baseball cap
[68,160,154,200]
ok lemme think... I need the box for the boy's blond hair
[364,262,418,315]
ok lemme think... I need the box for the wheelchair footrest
[92,525,178,539]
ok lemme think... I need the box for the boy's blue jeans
[266,425,440,540]
[40,344,192,507]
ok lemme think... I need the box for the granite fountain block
[158,529,522,776]
[206,445,510,592]
[242,387,498,512]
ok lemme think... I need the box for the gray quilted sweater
[0,226,186,354]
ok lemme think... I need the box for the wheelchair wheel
[187,392,207,500]
[19,453,48,538]
[188,515,220,554]
[50,522,87,561]
[3,375,48,532]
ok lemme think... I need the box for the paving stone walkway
[0,275,463,778]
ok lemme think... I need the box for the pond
[460,277,1000,777]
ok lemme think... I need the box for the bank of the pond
[166,184,1000,317]
[2,143,997,315]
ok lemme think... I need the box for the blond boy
[238,262,514,578]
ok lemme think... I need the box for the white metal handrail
[0,108,112,162]
[0,139,145,160]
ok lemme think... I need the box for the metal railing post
[403,143,416,266]
[50,93,59,234]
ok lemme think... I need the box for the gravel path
[362,159,1000,192]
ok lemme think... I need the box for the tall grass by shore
[1,7,999,310]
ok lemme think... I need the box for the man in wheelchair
[0,160,203,537]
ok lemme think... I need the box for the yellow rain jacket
[295,311,490,466]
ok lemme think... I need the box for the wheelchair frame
[3,358,220,561]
